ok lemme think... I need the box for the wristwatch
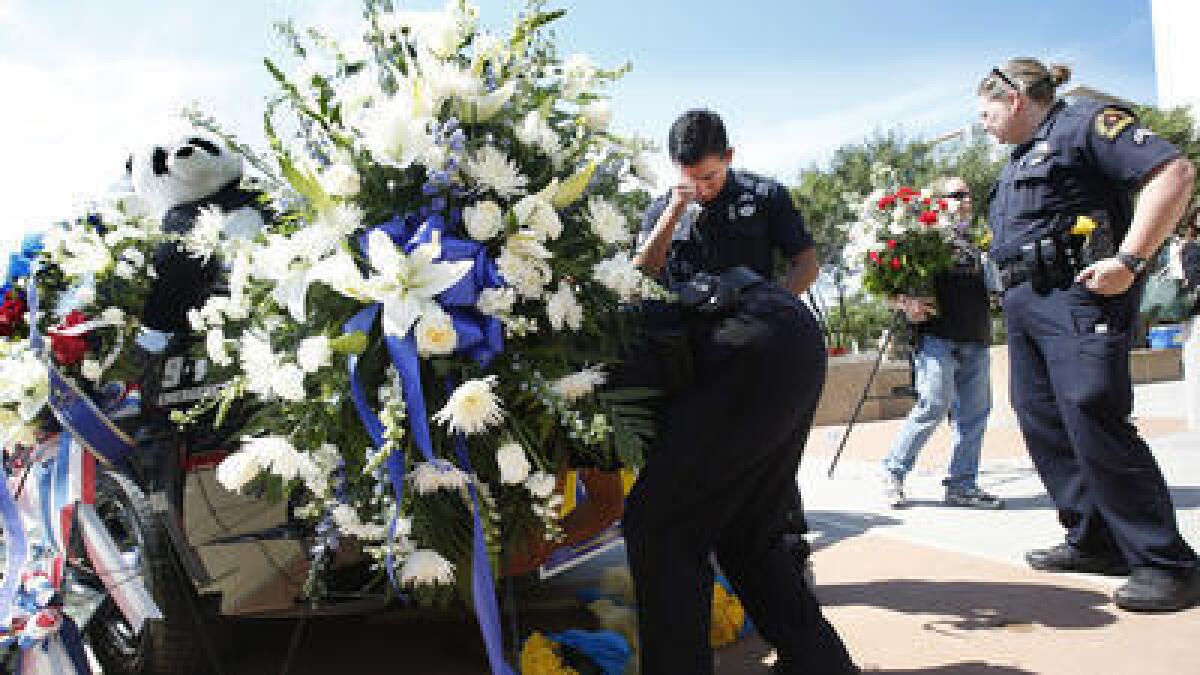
[1116,252,1147,275]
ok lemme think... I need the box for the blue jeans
[883,334,992,489]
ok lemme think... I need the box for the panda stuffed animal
[129,134,269,334]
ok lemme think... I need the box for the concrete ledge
[816,345,1183,425]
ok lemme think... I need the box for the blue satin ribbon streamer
[342,213,512,673]
[46,368,134,471]
[0,445,29,629]
[57,616,92,674]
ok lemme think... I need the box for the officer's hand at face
[667,181,698,214]
[1076,257,1136,296]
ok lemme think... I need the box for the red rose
[937,199,948,211]
[50,310,91,366]
[890,258,902,270]
[896,187,919,198]
[887,239,897,249]
[877,195,897,209]
[0,291,26,337]
[918,211,938,225]
[868,251,881,263]
[923,197,932,206]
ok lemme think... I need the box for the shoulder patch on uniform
[1094,107,1135,141]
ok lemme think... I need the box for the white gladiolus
[433,376,503,435]
[206,328,233,367]
[296,335,332,373]
[496,442,531,485]
[410,461,471,494]
[513,193,562,241]
[524,471,556,499]
[546,281,583,331]
[320,163,361,197]
[463,200,504,241]
[399,550,456,587]
[550,367,607,402]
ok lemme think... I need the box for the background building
[1152,0,1200,111]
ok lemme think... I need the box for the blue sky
[0,0,1160,245]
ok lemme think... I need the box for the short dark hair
[668,109,729,166]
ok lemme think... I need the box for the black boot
[1025,543,1129,576]
[1114,567,1200,612]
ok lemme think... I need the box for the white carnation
[550,367,607,402]
[579,100,612,131]
[496,442,531,485]
[433,375,503,435]
[592,252,644,301]
[465,145,526,198]
[270,363,308,402]
[585,197,629,245]
[477,287,516,316]
[296,335,332,373]
[216,451,262,493]
[399,549,456,587]
[546,281,583,332]
[463,200,504,241]
[414,310,458,357]
[80,359,103,383]
[524,471,556,499]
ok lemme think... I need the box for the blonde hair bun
[1050,64,1072,87]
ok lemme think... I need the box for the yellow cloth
[1071,215,1098,237]
[710,583,746,648]
[559,470,578,518]
[520,632,578,675]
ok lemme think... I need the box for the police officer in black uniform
[979,58,1200,612]
[622,109,856,673]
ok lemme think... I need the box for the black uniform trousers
[1003,281,1197,572]
[621,284,856,675]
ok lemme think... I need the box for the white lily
[364,229,473,339]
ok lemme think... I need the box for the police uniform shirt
[987,97,1181,267]
[638,169,814,281]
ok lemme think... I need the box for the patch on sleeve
[1094,107,1135,141]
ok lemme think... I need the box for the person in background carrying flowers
[881,176,1003,509]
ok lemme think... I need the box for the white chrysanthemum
[463,200,504,241]
[476,287,516,316]
[206,328,233,367]
[546,281,583,332]
[331,504,386,541]
[585,197,629,244]
[579,100,612,131]
[550,367,607,402]
[243,436,318,483]
[497,230,552,298]
[58,234,112,277]
[592,252,644,301]
[513,193,562,241]
[296,335,332,373]
[496,442,531,485]
[270,363,308,402]
[215,451,262,493]
[414,309,458,356]
[320,163,361,197]
[100,307,124,325]
[433,375,503,435]
[121,247,145,268]
[465,145,526,197]
[80,359,103,383]
[399,549,456,587]
[0,349,50,420]
[410,461,471,495]
[114,261,136,280]
[561,53,596,98]
[524,471,556,499]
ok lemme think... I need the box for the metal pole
[827,327,894,478]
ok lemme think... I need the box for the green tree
[1134,103,1200,215]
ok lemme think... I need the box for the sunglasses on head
[945,190,971,200]
[990,67,1020,93]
